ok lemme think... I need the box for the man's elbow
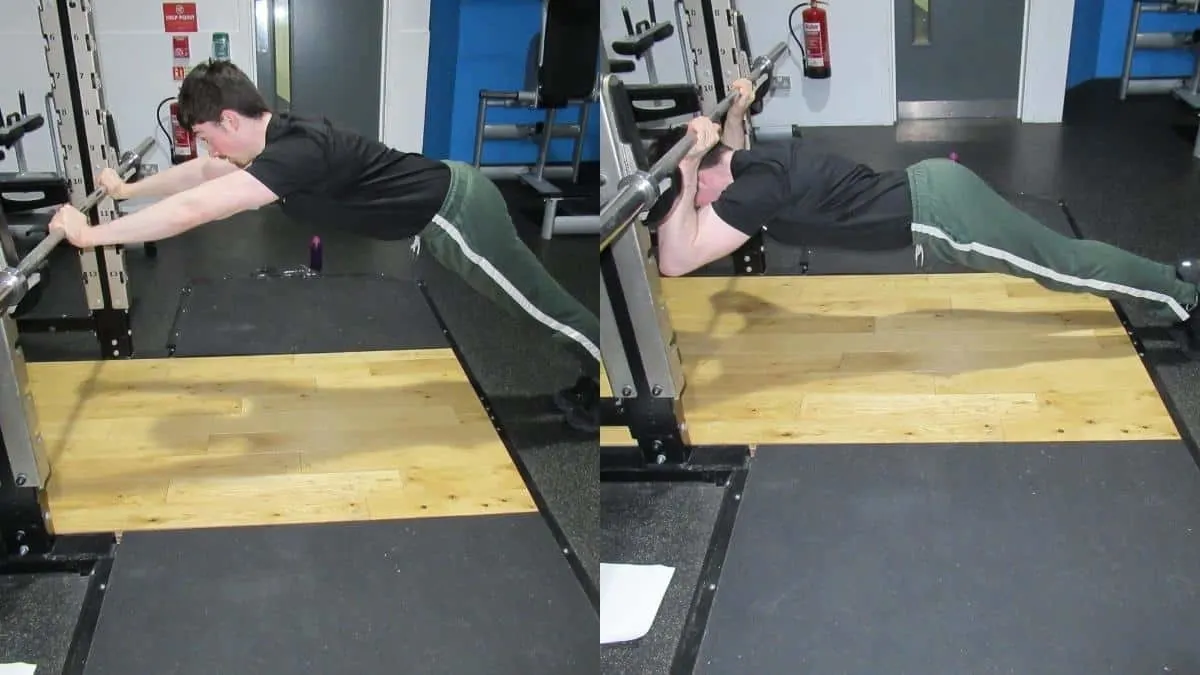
[657,253,695,278]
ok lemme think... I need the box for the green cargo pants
[414,160,599,376]
[906,158,1198,323]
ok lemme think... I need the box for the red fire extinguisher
[792,1,831,79]
[169,101,197,164]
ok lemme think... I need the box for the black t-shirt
[710,140,914,250]
[243,114,452,240]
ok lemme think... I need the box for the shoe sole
[552,390,579,416]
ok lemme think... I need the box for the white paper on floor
[600,562,676,645]
[0,664,36,675]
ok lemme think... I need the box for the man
[647,78,1200,338]
[48,60,600,431]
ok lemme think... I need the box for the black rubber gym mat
[168,271,447,356]
[690,192,1073,277]
[0,571,91,672]
[600,480,727,674]
[83,514,598,675]
[696,441,1200,674]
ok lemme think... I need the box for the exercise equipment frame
[0,0,154,562]
[599,40,788,466]
[31,0,138,358]
[679,0,769,274]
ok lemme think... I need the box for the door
[894,0,1027,119]
[250,0,292,112]
[287,0,384,139]
[253,0,277,109]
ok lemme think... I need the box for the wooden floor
[28,349,535,534]
[601,273,1179,446]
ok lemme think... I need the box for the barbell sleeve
[14,136,154,278]
[599,40,790,252]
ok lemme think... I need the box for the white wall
[1020,0,1077,124]
[738,0,897,128]
[0,4,67,173]
[380,0,430,152]
[0,0,256,174]
[601,0,1074,129]
[0,0,430,176]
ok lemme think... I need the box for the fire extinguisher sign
[172,34,190,81]
[172,36,190,59]
[163,3,198,33]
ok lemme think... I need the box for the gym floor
[2,167,600,672]
[602,80,1200,673]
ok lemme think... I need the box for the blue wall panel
[425,0,599,165]
[1069,0,1200,87]
[1067,0,1104,88]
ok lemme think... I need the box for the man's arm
[82,170,278,247]
[719,78,756,150]
[120,156,239,200]
[721,112,747,151]
[656,159,750,277]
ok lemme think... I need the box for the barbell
[0,136,154,312]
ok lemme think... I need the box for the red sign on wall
[172,35,190,58]
[163,3,197,33]
[172,65,188,81]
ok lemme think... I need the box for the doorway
[893,0,1027,119]
[253,0,292,113]
[252,0,384,139]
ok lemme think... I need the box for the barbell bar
[0,135,155,312]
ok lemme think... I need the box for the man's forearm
[83,190,228,247]
[123,156,231,199]
[656,159,702,276]
[721,112,747,150]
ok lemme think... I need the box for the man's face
[192,112,254,166]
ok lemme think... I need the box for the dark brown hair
[177,60,270,129]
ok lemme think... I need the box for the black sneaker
[563,402,598,433]
[553,376,599,433]
[1177,258,1200,285]
[553,375,595,413]
[1175,259,1200,350]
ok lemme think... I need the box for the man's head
[646,124,736,216]
[177,60,271,166]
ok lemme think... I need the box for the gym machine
[610,3,675,86]
[1117,1,1200,157]
[0,113,150,560]
[612,0,772,273]
[598,39,789,465]
[0,91,69,219]
[0,0,155,562]
[472,0,601,239]
[7,0,148,359]
[0,112,53,257]
[606,3,700,145]
[1119,0,1200,101]
[680,0,773,274]
[0,139,153,315]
